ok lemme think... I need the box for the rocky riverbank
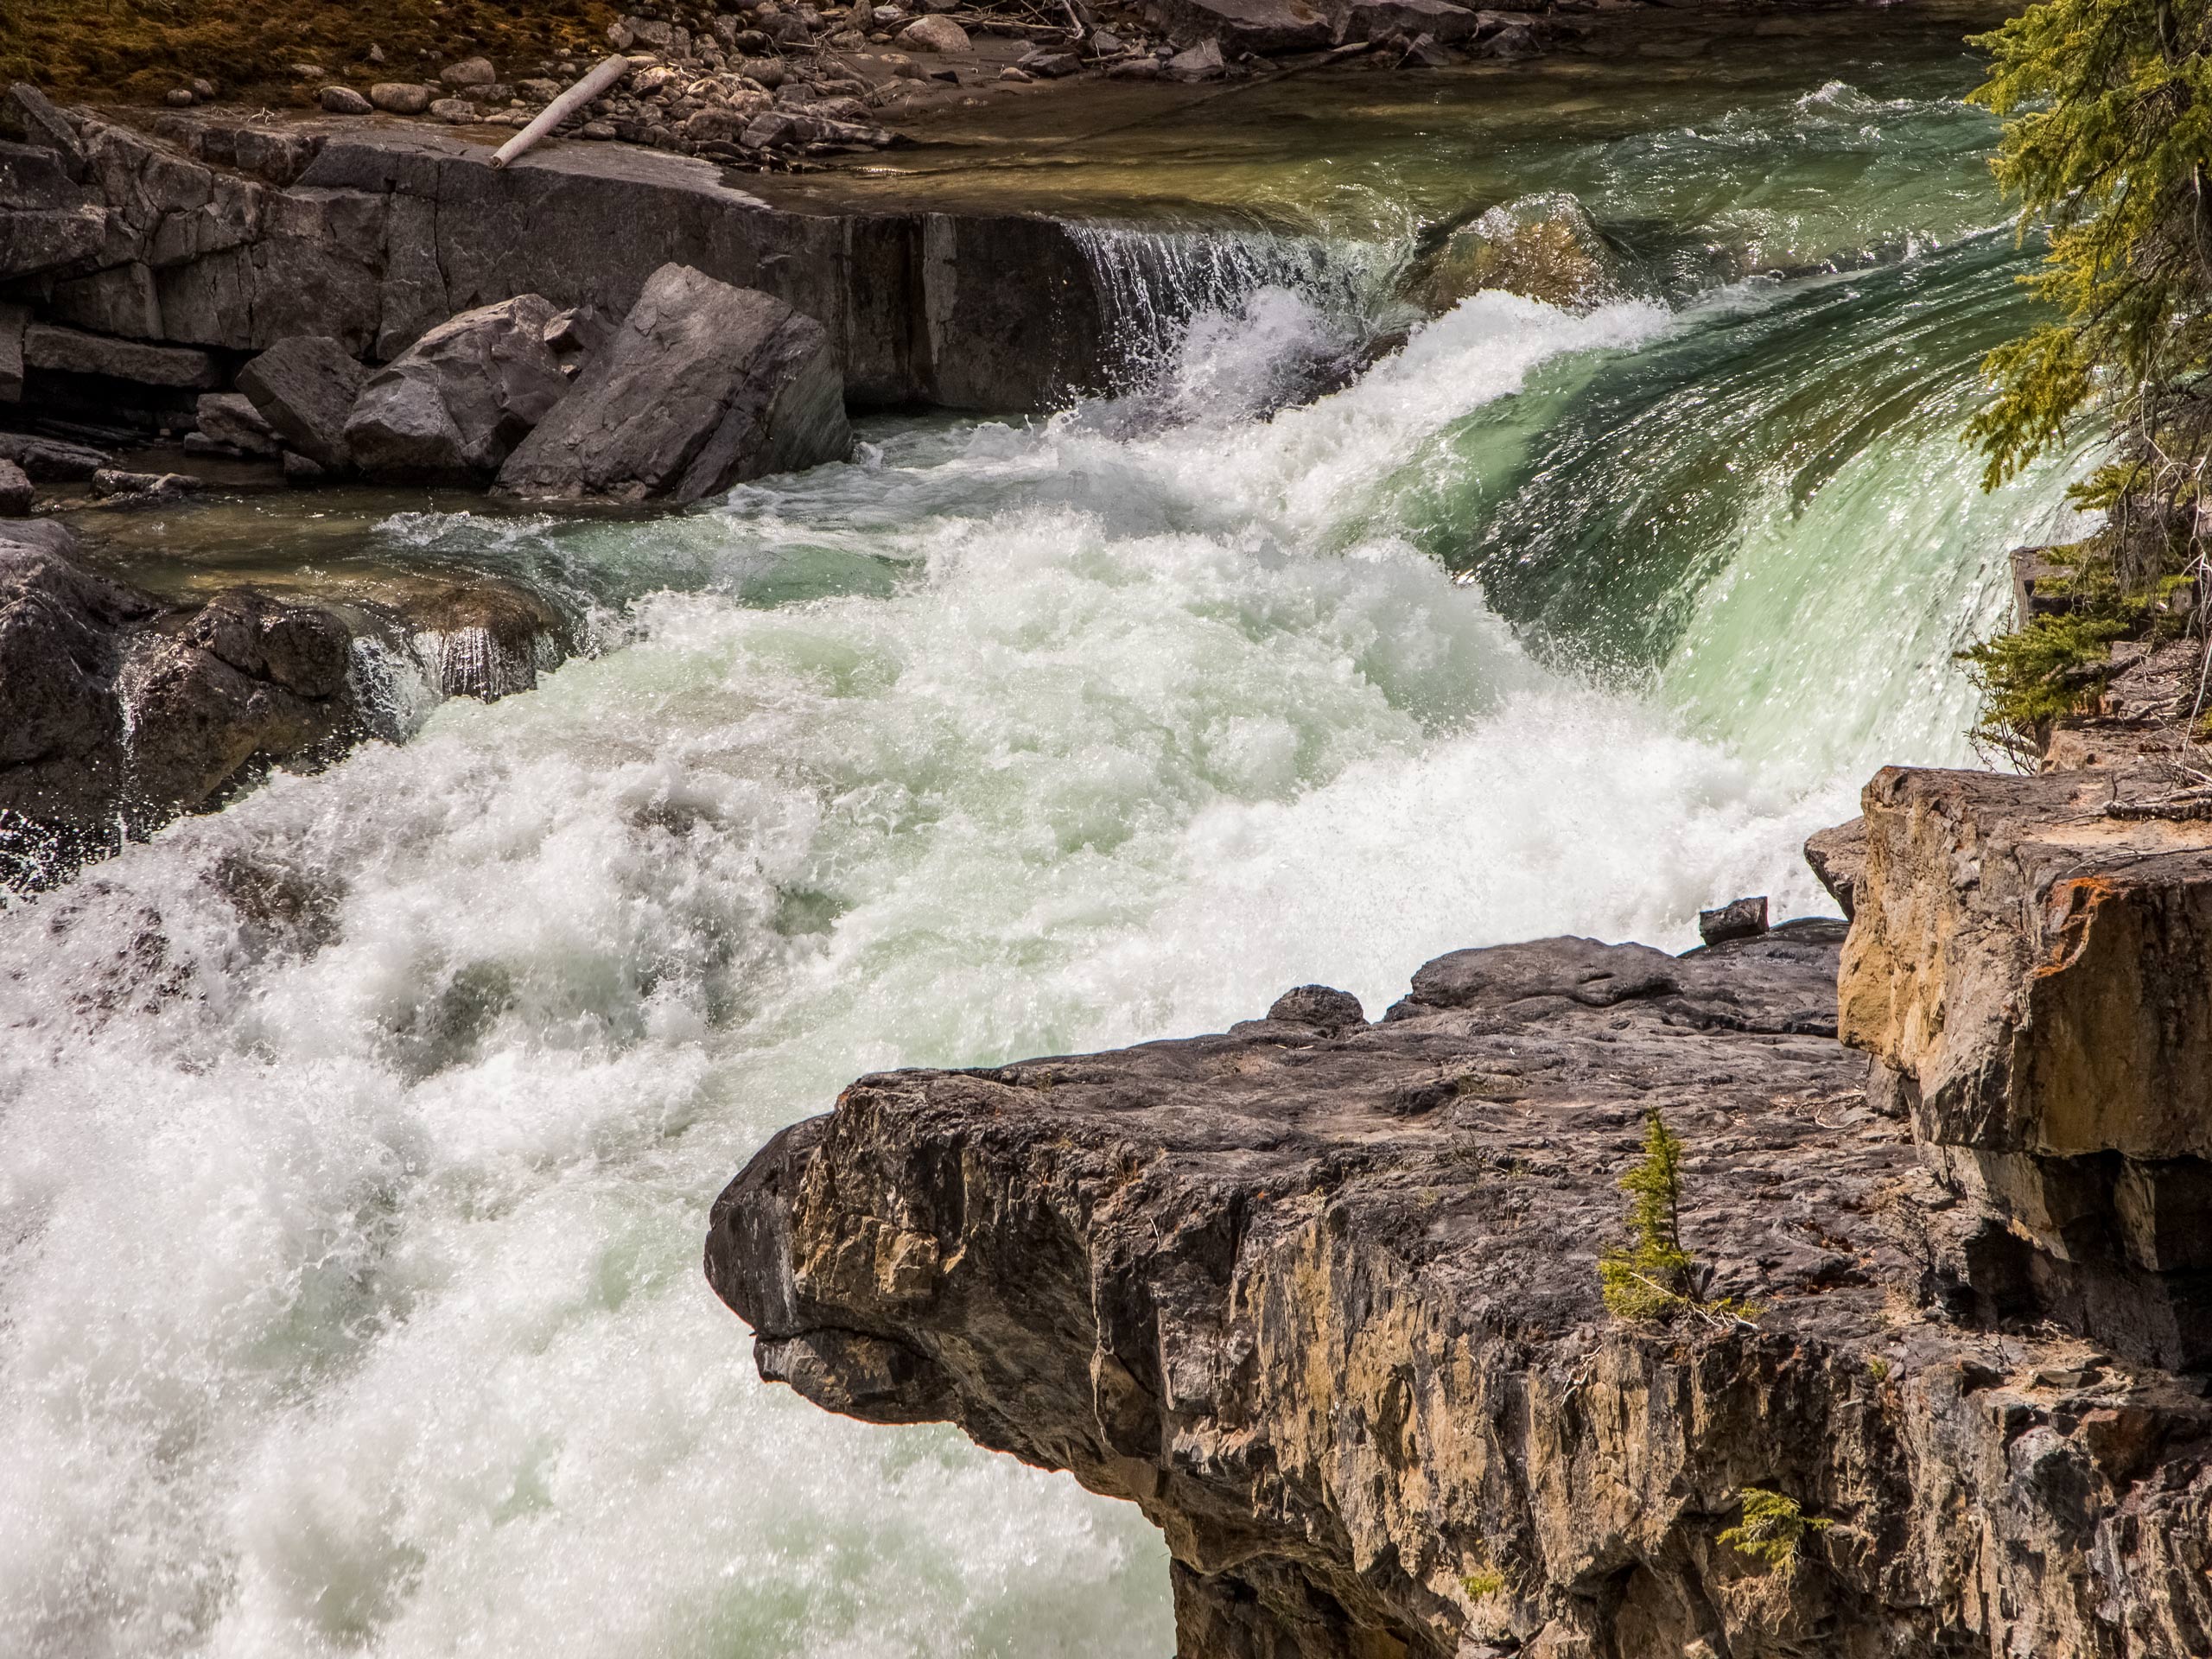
[709,702,2212,1656]
[0,69,1110,887]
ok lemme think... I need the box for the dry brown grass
[1,0,623,107]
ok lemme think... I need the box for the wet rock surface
[709,916,2212,1659]
[1402,191,1642,314]
[0,524,359,889]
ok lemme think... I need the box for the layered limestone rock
[709,921,2212,1658]
[1839,760,2212,1369]
[2,88,1112,413]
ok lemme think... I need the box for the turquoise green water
[1,17,2083,1659]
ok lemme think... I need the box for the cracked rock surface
[709,919,2212,1658]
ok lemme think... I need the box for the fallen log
[490,54,633,169]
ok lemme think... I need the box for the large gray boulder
[497,263,850,505]
[343,294,570,483]
[236,336,367,471]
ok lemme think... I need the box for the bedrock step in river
[3,5,2185,1657]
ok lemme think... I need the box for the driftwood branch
[491,54,634,170]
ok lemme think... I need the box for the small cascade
[347,633,442,743]
[1069,223,1398,384]
[416,625,543,702]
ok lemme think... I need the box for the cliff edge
[706,887,2212,1657]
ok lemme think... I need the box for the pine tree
[1960,0,2212,734]
[1599,1109,1696,1319]
[1971,0,2212,588]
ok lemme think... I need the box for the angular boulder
[124,590,359,816]
[498,264,850,505]
[7,82,89,179]
[0,199,106,283]
[344,295,569,483]
[1803,815,1866,919]
[0,459,29,516]
[236,336,367,471]
[1166,39,1227,79]
[194,391,283,458]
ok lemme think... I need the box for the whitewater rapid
[2,217,2071,1656]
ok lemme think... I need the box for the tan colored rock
[1403,193,1637,314]
[368,81,434,114]
[1838,762,2212,1365]
[897,15,970,51]
[1840,765,2212,1160]
[441,57,499,86]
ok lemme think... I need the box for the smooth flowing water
[3,16,2082,1658]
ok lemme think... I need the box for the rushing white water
[2,53,2082,1659]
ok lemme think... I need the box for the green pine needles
[1970,0,2212,527]
[1959,0,2212,736]
[1599,1110,1698,1319]
[1718,1488,1833,1572]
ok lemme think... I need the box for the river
[0,10,2081,1656]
